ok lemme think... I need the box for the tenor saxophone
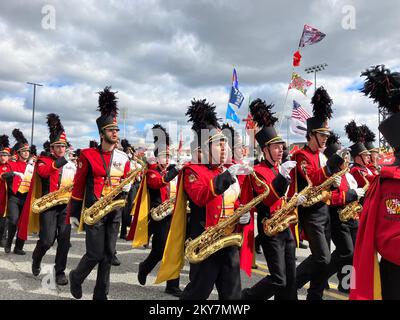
[83,157,146,225]
[338,173,370,222]
[301,166,349,207]
[184,172,270,264]
[150,196,176,221]
[31,184,73,214]
[263,164,312,237]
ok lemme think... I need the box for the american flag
[291,100,311,122]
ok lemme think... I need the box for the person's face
[0,154,8,164]
[311,132,329,149]
[209,139,226,165]
[356,153,371,166]
[102,128,119,144]
[264,143,284,163]
[19,150,30,161]
[370,151,379,164]
[157,153,170,169]
[52,144,66,158]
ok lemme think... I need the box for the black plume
[97,86,119,117]
[121,138,131,151]
[221,123,235,137]
[30,145,37,156]
[152,124,170,146]
[249,98,278,127]
[185,99,221,131]
[361,65,400,113]
[74,148,81,158]
[42,140,51,153]
[345,120,365,143]
[311,86,333,120]
[89,140,99,148]
[360,124,375,143]
[0,135,10,149]
[12,129,28,144]
[46,113,64,142]
[326,132,340,146]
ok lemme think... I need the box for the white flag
[290,118,307,137]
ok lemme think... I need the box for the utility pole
[27,82,43,146]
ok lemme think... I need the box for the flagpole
[285,115,290,148]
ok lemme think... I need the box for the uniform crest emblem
[188,174,197,183]
[385,198,400,215]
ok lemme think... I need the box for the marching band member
[294,87,346,300]
[345,120,376,187]
[3,129,34,255]
[129,124,181,297]
[68,86,131,300]
[0,135,12,247]
[362,125,381,175]
[18,114,75,285]
[350,65,400,300]
[321,133,364,293]
[155,99,253,299]
[240,99,299,300]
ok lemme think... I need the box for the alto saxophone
[83,157,146,225]
[263,164,312,237]
[185,172,270,264]
[31,184,73,214]
[150,196,176,221]
[302,166,349,207]
[338,173,370,222]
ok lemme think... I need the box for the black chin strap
[315,133,323,149]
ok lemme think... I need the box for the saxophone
[185,172,270,264]
[301,166,349,207]
[338,173,369,222]
[31,184,73,214]
[263,164,312,237]
[83,157,146,225]
[150,196,176,221]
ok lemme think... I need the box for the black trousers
[243,227,297,300]
[72,208,121,299]
[180,246,241,300]
[296,204,331,300]
[0,216,7,242]
[380,258,400,300]
[6,193,27,250]
[120,181,139,238]
[32,205,71,275]
[141,215,179,289]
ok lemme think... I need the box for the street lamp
[27,82,43,146]
[305,63,328,91]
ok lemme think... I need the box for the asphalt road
[0,229,348,300]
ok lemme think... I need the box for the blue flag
[228,68,244,108]
[226,104,240,124]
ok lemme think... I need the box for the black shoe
[13,248,26,255]
[0,240,6,248]
[93,294,108,300]
[137,263,147,286]
[325,282,330,290]
[56,273,68,286]
[255,247,262,254]
[241,288,253,300]
[4,246,11,254]
[111,255,121,266]
[165,287,182,297]
[299,242,308,249]
[69,271,82,299]
[31,259,41,276]
[120,234,127,240]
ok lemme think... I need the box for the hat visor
[359,150,371,155]
[266,136,285,145]
[51,141,68,147]
[17,147,30,152]
[0,151,10,156]
[313,128,331,136]
[102,124,119,131]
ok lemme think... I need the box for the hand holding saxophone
[333,175,342,188]
[296,194,307,206]
[354,188,365,199]
[227,163,253,177]
[238,211,251,225]
[279,161,297,178]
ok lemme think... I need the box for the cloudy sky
[0,0,399,151]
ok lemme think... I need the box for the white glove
[227,164,253,177]
[279,161,297,178]
[296,194,307,206]
[122,183,132,192]
[239,211,251,225]
[13,172,24,179]
[355,188,365,199]
[64,150,73,162]
[70,217,80,229]
[333,175,342,188]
